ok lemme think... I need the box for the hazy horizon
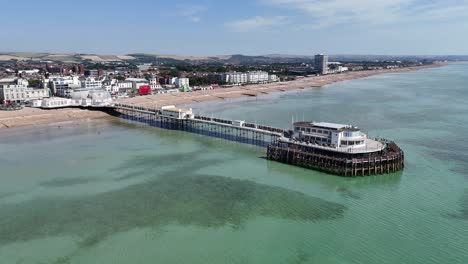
[1,51,468,58]
[1,0,468,56]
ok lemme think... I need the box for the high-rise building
[315,54,329,75]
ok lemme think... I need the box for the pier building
[108,104,404,177]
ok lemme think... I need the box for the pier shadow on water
[0,167,347,250]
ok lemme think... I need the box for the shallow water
[0,64,467,263]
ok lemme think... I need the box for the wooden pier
[107,104,404,177]
[111,104,283,147]
[266,141,404,176]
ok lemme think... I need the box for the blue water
[0,63,467,264]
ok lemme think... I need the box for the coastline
[0,63,445,130]
[0,107,110,129]
[117,63,445,109]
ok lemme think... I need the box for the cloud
[191,17,201,23]
[175,4,207,23]
[260,0,468,28]
[226,16,290,32]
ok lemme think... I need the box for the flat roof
[162,107,191,112]
[313,122,349,130]
[294,121,350,130]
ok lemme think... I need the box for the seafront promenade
[0,63,443,129]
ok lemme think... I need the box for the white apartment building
[174,78,190,88]
[125,78,150,90]
[221,72,248,85]
[0,79,49,103]
[149,76,162,90]
[103,79,133,95]
[49,76,81,97]
[247,71,269,84]
[81,77,102,89]
[268,74,279,82]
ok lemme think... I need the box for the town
[0,53,436,110]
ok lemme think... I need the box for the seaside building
[125,78,150,90]
[268,74,279,82]
[34,89,112,108]
[49,76,81,97]
[0,78,49,104]
[293,122,366,148]
[116,81,133,95]
[149,76,162,90]
[173,78,190,88]
[221,72,248,85]
[327,62,349,74]
[81,77,102,89]
[247,71,269,84]
[315,54,329,75]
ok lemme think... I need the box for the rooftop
[294,121,354,131]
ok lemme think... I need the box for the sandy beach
[0,63,443,129]
[117,64,443,108]
[0,107,109,129]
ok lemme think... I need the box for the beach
[0,107,109,129]
[0,64,443,129]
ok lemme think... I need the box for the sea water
[0,63,467,264]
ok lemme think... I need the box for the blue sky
[1,0,468,55]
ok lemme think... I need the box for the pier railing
[112,103,285,146]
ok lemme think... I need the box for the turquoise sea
[0,63,467,263]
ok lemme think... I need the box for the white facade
[247,71,269,84]
[161,105,194,119]
[149,77,162,90]
[49,76,81,97]
[0,79,49,103]
[33,90,112,109]
[174,78,190,88]
[294,122,366,149]
[222,72,248,85]
[81,78,102,89]
[125,78,150,90]
[268,74,279,82]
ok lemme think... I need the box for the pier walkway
[108,103,404,176]
[112,103,286,147]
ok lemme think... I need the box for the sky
[1,0,468,55]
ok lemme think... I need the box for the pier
[108,103,404,176]
[112,104,284,147]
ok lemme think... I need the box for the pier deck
[108,103,404,176]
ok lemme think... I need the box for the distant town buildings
[315,54,329,75]
[0,78,49,104]
[81,77,102,89]
[221,72,248,85]
[327,62,349,74]
[172,77,190,88]
[85,69,105,77]
[247,71,269,83]
[221,71,277,85]
[49,76,81,97]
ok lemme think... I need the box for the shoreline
[0,63,447,130]
[117,63,445,109]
